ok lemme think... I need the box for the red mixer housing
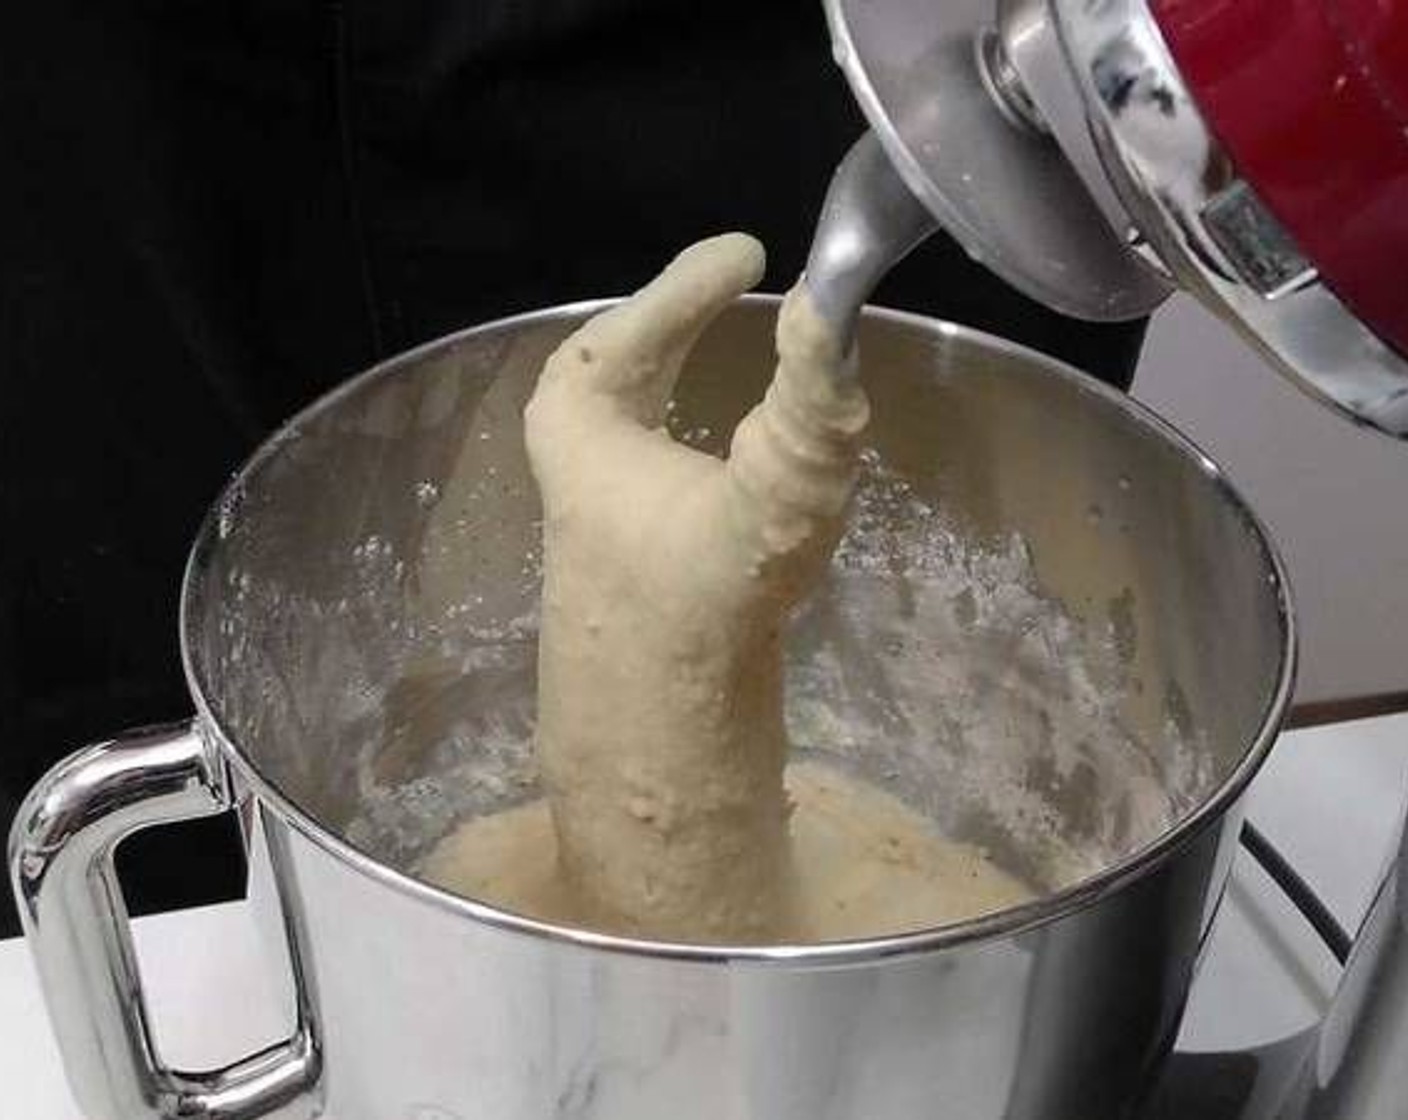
[1152,0,1408,358]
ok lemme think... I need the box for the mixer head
[824,0,1408,438]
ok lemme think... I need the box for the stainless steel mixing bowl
[11,296,1293,1120]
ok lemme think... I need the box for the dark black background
[0,0,1144,936]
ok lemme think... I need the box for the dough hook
[802,131,937,348]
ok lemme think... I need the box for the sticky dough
[422,759,1032,942]
[522,234,868,941]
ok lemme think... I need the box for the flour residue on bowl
[786,447,1202,888]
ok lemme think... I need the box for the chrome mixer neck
[820,0,1172,326]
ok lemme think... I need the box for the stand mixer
[803,1,1406,1116]
[6,4,1403,1119]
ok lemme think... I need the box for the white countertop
[5,713,1407,1119]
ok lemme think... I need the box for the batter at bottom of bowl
[445,232,1029,944]
[420,759,1032,943]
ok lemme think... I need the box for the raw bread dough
[430,233,1030,943]
[421,760,1031,942]
[522,233,868,941]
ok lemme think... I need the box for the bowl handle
[8,720,320,1119]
